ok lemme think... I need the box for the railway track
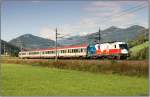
[2,57,148,65]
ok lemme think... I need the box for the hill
[128,29,148,48]
[1,40,20,56]
[129,41,148,60]
[8,25,147,50]
[58,25,146,45]
[130,41,148,54]
[127,28,149,60]
[9,34,56,49]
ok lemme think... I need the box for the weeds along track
[2,58,148,65]
[1,58,148,76]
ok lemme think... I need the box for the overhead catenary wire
[61,3,147,39]
[98,3,147,24]
[55,2,147,43]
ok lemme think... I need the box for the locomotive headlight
[121,49,128,54]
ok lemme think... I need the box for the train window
[79,49,80,52]
[52,51,55,54]
[34,52,39,54]
[114,45,116,48]
[81,48,83,52]
[61,50,65,53]
[29,52,32,55]
[98,45,100,49]
[45,51,47,54]
[69,49,71,53]
[70,49,72,53]
[83,48,86,52]
[76,49,78,53]
[48,51,50,54]
[75,49,78,53]
[21,53,26,55]
[60,50,62,53]
[75,49,77,53]
[79,49,82,52]
[74,49,75,53]
[119,44,128,50]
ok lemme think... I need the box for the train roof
[95,41,126,44]
[22,44,88,52]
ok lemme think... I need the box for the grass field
[1,63,148,96]
[130,41,148,55]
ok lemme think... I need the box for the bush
[1,58,148,76]
[129,47,148,60]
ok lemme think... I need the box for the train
[18,41,129,59]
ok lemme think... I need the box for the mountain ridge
[58,25,146,45]
[8,25,147,49]
[9,34,56,49]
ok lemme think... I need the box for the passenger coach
[19,45,87,59]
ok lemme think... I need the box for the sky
[1,0,149,41]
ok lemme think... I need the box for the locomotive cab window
[119,44,128,50]
[98,45,100,49]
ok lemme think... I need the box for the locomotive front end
[118,43,129,59]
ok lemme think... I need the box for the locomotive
[19,41,129,59]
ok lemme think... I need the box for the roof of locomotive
[95,41,126,45]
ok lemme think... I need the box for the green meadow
[1,63,148,96]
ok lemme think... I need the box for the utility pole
[18,40,23,52]
[98,27,101,49]
[55,28,58,62]
[98,28,101,44]
[17,39,23,59]
[4,43,6,56]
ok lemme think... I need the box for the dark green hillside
[128,29,149,60]
[9,34,56,49]
[1,40,20,56]
[129,42,148,60]
[128,29,148,48]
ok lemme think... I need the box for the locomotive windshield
[119,44,128,50]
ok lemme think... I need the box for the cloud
[38,1,148,40]
[83,1,148,29]
[84,1,121,17]
[39,27,55,40]
[38,24,77,40]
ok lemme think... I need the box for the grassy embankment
[2,58,148,76]
[1,63,148,96]
[129,41,148,59]
[130,41,148,55]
